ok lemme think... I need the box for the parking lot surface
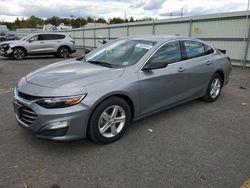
[0,51,250,188]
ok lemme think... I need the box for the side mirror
[98,39,108,44]
[28,38,35,43]
[142,59,168,70]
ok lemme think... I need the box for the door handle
[178,67,186,72]
[40,42,44,43]
[206,61,213,65]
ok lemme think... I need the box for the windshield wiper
[76,55,87,62]
[88,60,112,68]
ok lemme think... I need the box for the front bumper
[0,47,13,57]
[13,90,91,141]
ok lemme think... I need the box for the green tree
[95,18,107,23]
[129,17,134,22]
[109,17,124,24]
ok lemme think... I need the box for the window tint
[184,41,205,59]
[42,34,65,40]
[204,44,214,55]
[150,41,182,64]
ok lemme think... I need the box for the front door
[138,41,189,116]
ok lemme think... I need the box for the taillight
[70,40,75,44]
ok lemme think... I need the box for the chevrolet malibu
[14,35,232,144]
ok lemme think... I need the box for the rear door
[180,40,216,97]
[43,34,65,53]
[138,41,190,116]
[39,34,58,53]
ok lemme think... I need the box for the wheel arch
[86,92,135,136]
[214,70,225,85]
[12,46,28,55]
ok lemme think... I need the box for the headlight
[36,95,86,108]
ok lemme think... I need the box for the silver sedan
[13,35,232,144]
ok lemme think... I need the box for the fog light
[49,121,69,130]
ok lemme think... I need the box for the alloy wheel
[59,48,69,58]
[13,49,25,60]
[210,78,221,98]
[98,105,126,138]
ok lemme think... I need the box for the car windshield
[20,34,32,41]
[86,39,156,68]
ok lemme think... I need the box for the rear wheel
[57,46,70,58]
[12,48,26,60]
[203,73,222,102]
[88,97,131,144]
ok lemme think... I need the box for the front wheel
[12,48,26,60]
[203,73,222,102]
[88,97,131,144]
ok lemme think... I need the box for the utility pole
[242,0,250,68]
[124,10,127,23]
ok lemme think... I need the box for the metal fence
[14,11,250,67]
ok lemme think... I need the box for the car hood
[0,40,20,45]
[25,59,125,88]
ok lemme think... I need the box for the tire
[12,47,26,60]
[88,97,131,144]
[203,73,223,102]
[57,46,70,58]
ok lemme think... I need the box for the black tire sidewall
[204,73,222,102]
[88,97,131,144]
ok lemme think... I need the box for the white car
[0,33,76,60]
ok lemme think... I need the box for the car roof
[124,35,201,43]
[31,32,67,35]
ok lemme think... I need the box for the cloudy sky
[0,0,249,22]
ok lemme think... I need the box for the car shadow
[127,98,208,133]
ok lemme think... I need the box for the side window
[43,34,65,40]
[56,34,66,39]
[150,41,182,64]
[184,41,205,59]
[42,34,53,40]
[29,35,38,41]
[204,44,214,55]
[37,34,46,40]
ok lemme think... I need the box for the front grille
[18,106,37,125]
[18,91,42,101]
[39,127,68,137]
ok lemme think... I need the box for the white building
[42,24,57,31]
[57,23,72,30]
